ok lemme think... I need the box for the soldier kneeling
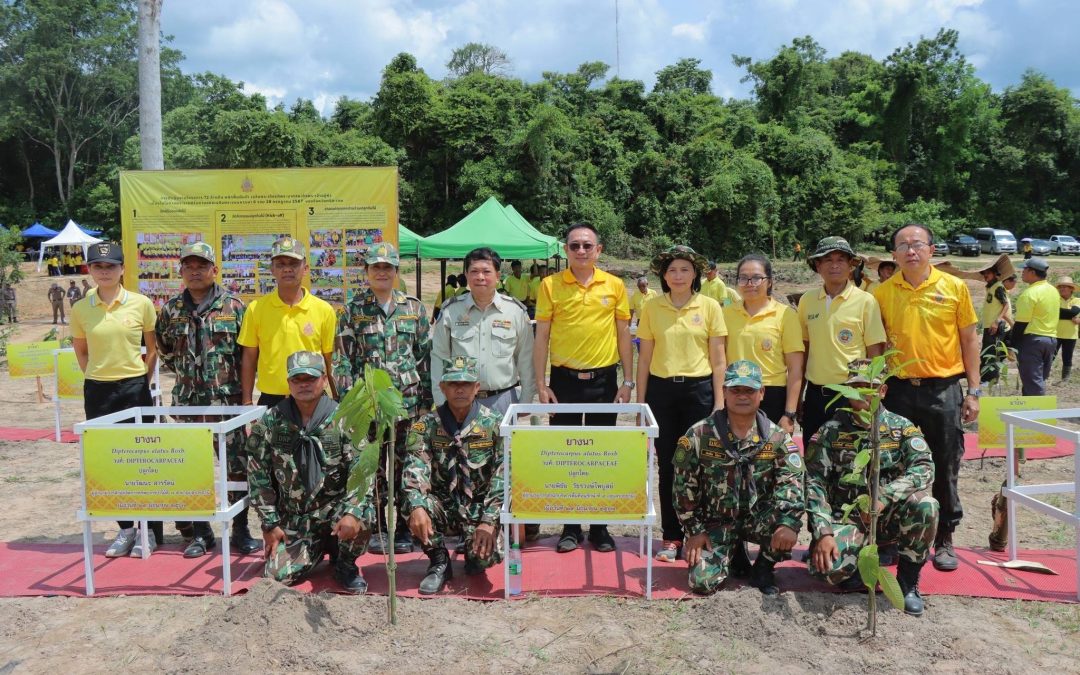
[805,359,939,616]
[403,357,506,594]
[673,361,805,596]
[247,351,372,593]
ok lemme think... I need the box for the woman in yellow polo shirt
[636,245,727,562]
[723,253,805,433]
[1055,276,1080,381]
[71,242,161,559]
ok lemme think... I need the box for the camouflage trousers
[174,408,248,535]
[808,492,939,586]
[415,494,502,569]
[690,509,791,596]
[368,419,413,530]
[265,514,372,585]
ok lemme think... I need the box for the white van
[974,228,1017,254]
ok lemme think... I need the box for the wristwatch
[622,380,636,390]
[782,410,798,420]
[968,387,983,398]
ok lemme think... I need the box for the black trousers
[981,326,1007,384]
[801,381,844,441]
[1058,338,1076,375]
[549,364,619,533]
[760,385,786,427]
[258,392,287,408]
[84,376,163,540]
[884,376,964,533]
[646,375,713,541]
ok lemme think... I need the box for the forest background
[1,0,1078,261]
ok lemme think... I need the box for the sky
[160,0,1079,116]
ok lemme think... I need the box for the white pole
[1006,422,1018,561]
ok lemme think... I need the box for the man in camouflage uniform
[336,241,432,554]
[673,360,805,596]
[805,359,939,616]
[403,356,505,594]
[247,351,372,593]
[155,242,261,556]
[0,283,16,323]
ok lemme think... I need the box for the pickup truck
[1049,235,1080,255]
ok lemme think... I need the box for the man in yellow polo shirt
[534,222,633,554]
[874,223,981,572]
[701,261,736,307]
[239,236,338,408]
[502,260,531,304]
[1010,257,1059,395]
[629,276,657,324]
[798,237,886,440]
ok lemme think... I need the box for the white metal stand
[74,405,263,596]
[1001,408,1080,601]
[499,403,659,599]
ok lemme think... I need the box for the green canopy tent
[504,204,564,268]
[396,224,425,294]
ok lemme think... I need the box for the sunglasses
[568,242,596,252]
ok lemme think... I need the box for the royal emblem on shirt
[691,313,703,325]
[761,338,773,351]
[303,322,314,336]
[837,328,854,345]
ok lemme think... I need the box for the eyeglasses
[736,275,769,287]
[895,241,930,254]
[568,242,596,252]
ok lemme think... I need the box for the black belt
[552,364,617,380]
[650,374,711,384]
[893,374,962,388]
[477,383,518,398]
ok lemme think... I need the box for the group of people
[45,248,85,276]
[71,220,1058,616]
[45,279,88,324]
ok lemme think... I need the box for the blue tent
[78,224,102,236]
[22,222,58,238]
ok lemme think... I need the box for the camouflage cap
[844,358,881,386]
[179,241,215,264]
[807,236,857,271]
[650,245,708,276]
[270,236,305,261]
[364,241,400,267]
[724,360,763,390]
[441,355,479,383]
[286,350,325,379]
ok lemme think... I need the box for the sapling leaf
[878,567,905,611]
[858,544,879,588]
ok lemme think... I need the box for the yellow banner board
[119,167,398,308]
[83,427,216,516]
[978,395,1057,449]
[56,350,85,399]
[510,429,648,519]
[8,340,60,378]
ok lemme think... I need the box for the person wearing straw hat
[635,245,727,562]
[798,237,886,442]
[1055,276,1080,382]
[1010,257,1058,396]
[978,255,1015,386]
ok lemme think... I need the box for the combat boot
[748,555,779,596]
[1062,365,1072,382]
[419,547,453,595]
[333,558,368,595]
[932,529,959,571]
[729,539,752,578]
[989,488,1008,552]
[896,558,925,616]
[231,506,263,555]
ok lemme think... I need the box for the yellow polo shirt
[874,266,978,378]
[798,282,887,385]
[637,293,726,377]
[528,276,542,303]
[630,288,657,315]
[981,280,1009,330]
[723,298,804,386]
[1058,297,1080,340]
[701,276,736,307]
[1015,279,1060,338]
[502,274,531,302]
[70,288,157,381]
[237,288,337,395]
[536,267,630,369]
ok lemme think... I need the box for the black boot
[333,558,368,595]
[932,529,958,572]
[729,540,752,578]
[748,555,779,596]
[897,558,925,616]
[183,522,216,558]
[419,547,453,595]
[1062,365,1072,382]
[231,506,262,555]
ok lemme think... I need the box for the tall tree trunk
[138,0,164,170]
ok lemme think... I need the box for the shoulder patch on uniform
[909,437,929,452]
[442,294,465,309]
[786,453,803,472]
[499,292,529,313]
[411,420,426,434]
[677,436,691,450]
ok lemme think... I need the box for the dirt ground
[1,256,1080,674]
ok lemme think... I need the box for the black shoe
[394,530,414,554]
[524,524,541,542]
[231,508,263,555]
[897,558,925,616]
[464,558,484,576]
[176,523,195,545]
[419,548,453,594]
[587,526,616,553]
[749,555,779,596]
[557,526,584,553]
[334,559,368,595]
[183,535,216,558]
[729,540,752,578]
[932,531,959,572]
[878,542,899,566]
[838,574,867,593]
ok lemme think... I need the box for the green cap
[286,350,325,379]
[844,358,881,386]
[179,241,215,264]
[364,242,400,267]
[441,356,479,383]
[271,236,305,261]
[650,245,708,276]
[724,360,763,390]
[807,236,857,272]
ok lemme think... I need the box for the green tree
[446,42,511,78]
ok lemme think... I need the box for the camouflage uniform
[401,398,506,570]
[246,399,372,584]
[805,407,939,585]
[673,409,805,595]
[0,285,14,323]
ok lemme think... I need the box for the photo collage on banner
[309,223,386,305]
[136,231,206,308]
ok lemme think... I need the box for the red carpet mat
[0,427,77,443]
[1,539,1074,603]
